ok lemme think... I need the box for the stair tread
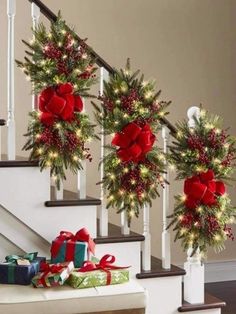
[136,256,186,279]
[0,155,38,167]
[45,187,101,207]
[95,221,145,244]
[178,292,226,312]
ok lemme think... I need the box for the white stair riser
[0,167,97,240]
[95,241,141,276]
[139,276,182,314]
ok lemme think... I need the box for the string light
[35,133,41,139]
[109,195,114,201]
[158,153,165,161]
[114,88,119,94]
[115,100,121,104]
[55,123,61,129]
[131,179,136,185]
[180,228,187,235]
[119,189,124,196]
[61,29,66,35]
[129,210,135,217]
[129,193,135,199]
[46,161,52,167]
[178,215,184,221]
[169,164,176,171]
[180,194,187,202]
[214,234,221,242]
[177,131,183,138]
[76,129,81,137]
[140,166,149,175]
[144,91,153,99]
[40,60,46,66]
[47,32,52,39]
[110,173,115,180]
[123,113,128,118]
[37,148,43,155]
[81,53,88,59]
[123,167,129,173]
[197,206,203,213]
[159,111,165,117]
[200,109,206,117]
[58,42,63,47]
[62,55,67,59]
[73,155,79,161]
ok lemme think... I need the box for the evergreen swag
[93,60,170,224]
[16,13,97,188]
[167,108,236,255]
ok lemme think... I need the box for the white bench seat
[0,279,147,314]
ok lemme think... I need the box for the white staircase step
[0,279,146,314]
[0,166,97,240]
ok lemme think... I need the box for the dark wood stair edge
[0,119,5,126]
[136,256,186,279]
[178,292,226,312]
[95,221,145,244]
[0,160,38,167]
[45,198,101,207]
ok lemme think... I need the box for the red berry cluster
[65,132,80,152]
[43,42,62,59]
[120,89,139,114]
[224,225,235,241]
[180,212,195,228]
[206,216,220,235]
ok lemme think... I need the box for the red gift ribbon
[51,228,95,261]
[38,262,65,287]
[78,254,129,285]
[184,170,226,209]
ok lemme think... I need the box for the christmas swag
[16,13,97,188]
[94,59,170,224]
[168,108,236,255]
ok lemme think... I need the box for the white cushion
[0,279,147,314]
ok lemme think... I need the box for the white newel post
[99,67,109,236]
[184,106,204,304]
[31,2,40,110]
[55,181,64,200]
[77,98,86,199]
[7,0,16,160]
[121,210,130,235]
[142,204,151,271]
[161,125,171,269]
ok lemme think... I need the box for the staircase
[0,0,227,313]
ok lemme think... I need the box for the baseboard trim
[205,260,236,283]
[178,260,236,283]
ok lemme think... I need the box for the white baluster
[99,67,109,236]
[121,210,130,235]
[31,2,40,110]
[142,204,151,270]
[7,0,16,160]
[78,160,86,199]
[0,126,2,161]
[184,106,204,304]
[77,98,87,199]
[56,181,64,200]
[51,177,64,200]
[161,125,171,269]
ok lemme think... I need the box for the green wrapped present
[32,261,74,288]
[67,254,129,289]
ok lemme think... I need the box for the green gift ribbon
[7,264,16,284]
[5,252,38,264]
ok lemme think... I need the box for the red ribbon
[78,254,129,285]
[51,228,95,260]
[38,262,65,287]
[184,170,226,209]
[112,122,155,163]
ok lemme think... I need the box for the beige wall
[0,0,236,264]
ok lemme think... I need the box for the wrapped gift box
[68,268,129,289]
[50,229,95,268]
[0,254,46,285]
[32,261,74,288]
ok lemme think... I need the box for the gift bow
[38,262,66,287]
[5,252,38,264]
[184,169,226,209]
[112,122,155,163]
[78,254,129,285]
[51,228,95,259]
[39,83,83,125]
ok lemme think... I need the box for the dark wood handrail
[0,119,6,126]
[28,0,177,136]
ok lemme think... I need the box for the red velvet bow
[78,254,129,285]
[39,83,83,125]
[51,228,95,259]
[184,170,226,209]
[112,122,155,163]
